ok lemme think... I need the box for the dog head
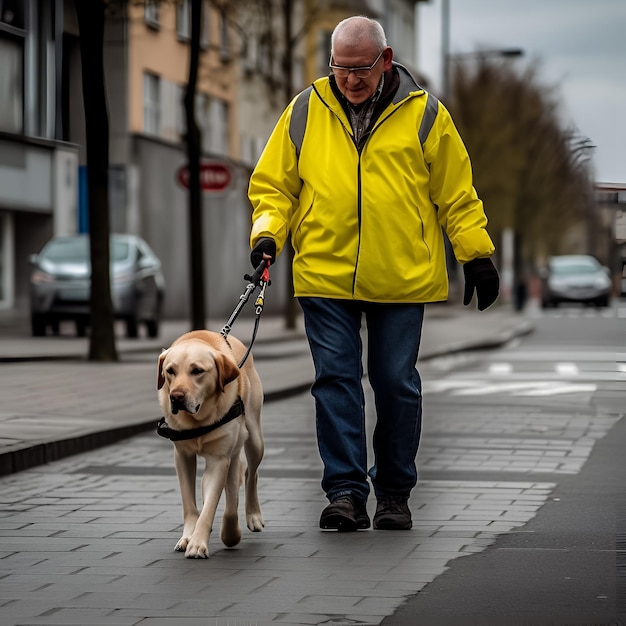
[157,339,240,417]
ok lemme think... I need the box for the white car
[29,234,165,337]
[540,254,612,308]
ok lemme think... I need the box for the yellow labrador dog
[157,330,264,558]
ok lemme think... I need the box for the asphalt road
[386,305,626,624]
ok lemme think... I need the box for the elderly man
[248,16,499,531]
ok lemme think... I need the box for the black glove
[250,237,276,269]
[463,258,500,311]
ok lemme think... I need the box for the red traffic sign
[177,162,232,192]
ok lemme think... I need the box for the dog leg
[184,456,229,558]
[174,450,199,553]
[244,419,265,532]
[220,453,243,548]
[174,454,199,552]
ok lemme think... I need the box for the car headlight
[549,278,567,289]
[31,270,54,284]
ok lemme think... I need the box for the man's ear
[382,46,394,70]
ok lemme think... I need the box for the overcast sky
[416,0,625,184]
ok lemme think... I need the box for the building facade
[1,0,428,324]
[0,0,78,314]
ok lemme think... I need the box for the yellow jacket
[249,64,495,303]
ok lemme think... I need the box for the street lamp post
[439,0,523,305]
[440,0,523,101]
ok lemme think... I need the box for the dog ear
[157,350,168,390]
[214,353,240,392]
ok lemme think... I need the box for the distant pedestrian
[248,16,499,531]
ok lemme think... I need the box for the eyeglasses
[329,49,384,79]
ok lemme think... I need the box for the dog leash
[156,263,270,441]
[220,259,271,368]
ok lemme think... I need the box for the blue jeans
[298,297,424,504]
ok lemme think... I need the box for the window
[257,33,271,75]
[212,99,229,155]
[159,79,180,142]
[176,0,190,41]
[177,0,209,48]
[196,94,229,155]
[0,0,24,28]
[0,35,23,133]
[145,0,159,29]
[0,212,14,309]
[201,1,210,50]
[143,72,161,136]
[219,9,230,62]
[175,84,186,138]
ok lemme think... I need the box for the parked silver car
[29,234,165,338]
[540,254,612,308]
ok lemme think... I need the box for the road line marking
[556,362,579,376]
[518,383,597,396]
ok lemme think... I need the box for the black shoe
[320,495,371,532]
[373,496,412,530]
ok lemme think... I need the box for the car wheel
[126,315,139,338]
[146,318,159,338]
[146,296,163,338]
[31,314,46,337]
[595,296,610,307]
[76,320,88,337]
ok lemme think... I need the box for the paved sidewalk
[1,305,624,625]
[0,303,532,476]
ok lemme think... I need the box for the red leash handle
[261,261,271,284]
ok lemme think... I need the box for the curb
[0,317,534,476]
[0,383,314,477]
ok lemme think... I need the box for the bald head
[328,16,393,105]
[331,16,387,54]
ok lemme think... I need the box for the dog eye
[166,367,175,376]
[191,368,204,376]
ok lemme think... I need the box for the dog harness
[156,397,245,441]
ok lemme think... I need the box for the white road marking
[425,379,598,397]
[518,383,597,396]
[556,362,579,376]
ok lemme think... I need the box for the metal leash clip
[220,260,271,367]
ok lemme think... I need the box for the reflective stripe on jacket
[249,64,495,303]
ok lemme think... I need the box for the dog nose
[170,390,186,414]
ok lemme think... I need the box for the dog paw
[221,527,242,548]
[185,541,209,558]
[175,537,189,552]
[247,512,265,532]
[220,513,242,547]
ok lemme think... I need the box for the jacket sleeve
[248,101,303,257]
[423,103,495,264]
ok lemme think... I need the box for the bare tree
[185,0,206,330]
[450,57,593,285]
[74,0,118,361]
